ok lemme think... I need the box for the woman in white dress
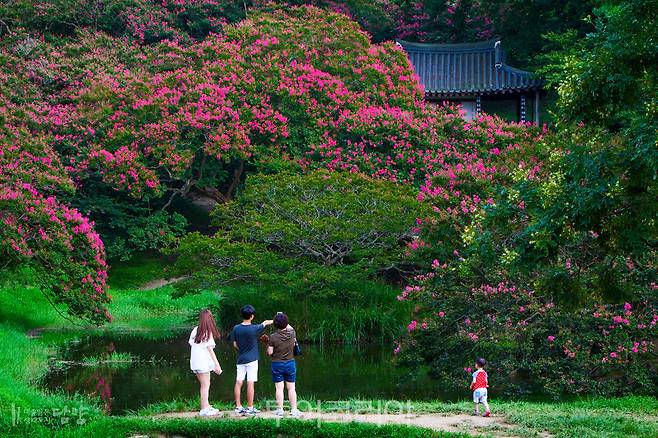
[189,309,223,416]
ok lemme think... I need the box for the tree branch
[0,19,11,35]
[160,178,194,212]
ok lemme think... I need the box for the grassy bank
[0,267,212,437]
[107,253,173,291]
[135,397,658,438]
[108,255,409,343]
[18,416,463,438]
[0,273,94,435]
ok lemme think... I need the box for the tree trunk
[223,160,245,201]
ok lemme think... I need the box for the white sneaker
[290,409,302,418]
[273,408,285,417]
[199,407,219,417]
[245,407,260,416]
[234,406,246,416]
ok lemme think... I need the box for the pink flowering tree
[397,126,657,397]
[0,4,562,332]
[1,5,429,258]
[0,128,110,324]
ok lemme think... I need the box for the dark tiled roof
[397,39,543,97]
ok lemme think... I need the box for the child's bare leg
[473,401,479,414]
[483,399,490,413]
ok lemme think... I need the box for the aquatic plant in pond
[79,352,136,368]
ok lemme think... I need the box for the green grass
[0,273,98,435]
[107,253,172,290]
[215,281,410,343]
[43,416,462,438]
[0,268,68,330]
[0,265,219,333]
[133,396,658,437]
[0,321,103,434]
[107,285,219,333]
[499,398,658,438]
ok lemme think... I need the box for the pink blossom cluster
[0,130,110,323]
[0,6,542,325]
[397,284,423,301]
[394,0,495,43]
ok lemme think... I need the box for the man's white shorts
[473,388,488,403]
[236,360,258,382]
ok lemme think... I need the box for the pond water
[44,332,452,415]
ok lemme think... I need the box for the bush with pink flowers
[399,269,657,397]
[397,125,657,397]
[0,128,110,324]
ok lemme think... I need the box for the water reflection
[44,332,445,415]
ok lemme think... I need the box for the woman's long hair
[195,309,220,343]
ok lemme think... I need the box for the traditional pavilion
[397,39,543,123]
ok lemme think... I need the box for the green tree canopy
[212,170,427,267]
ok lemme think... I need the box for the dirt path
[154,410,529,437]
[137,276,188,291]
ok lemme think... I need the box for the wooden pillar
[534,90,540,125]
[520,94,527,123]
[475,95,481,118]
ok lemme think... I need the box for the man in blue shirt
[230,304,273,416]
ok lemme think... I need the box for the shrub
[212,171,426,267]
[399,274,657,398]
[173,171,423,341]
[174,233,410,342]
[398,125,658,397]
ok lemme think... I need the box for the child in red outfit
[470,357,490,417]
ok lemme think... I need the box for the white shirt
[189,326,216,372]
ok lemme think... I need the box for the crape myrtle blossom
[1,6,542,323]
[0,130,110,324]
[397,260,658,395]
